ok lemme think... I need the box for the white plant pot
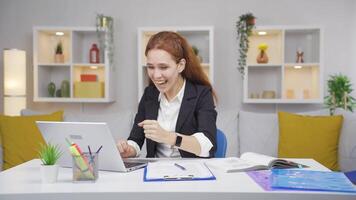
[41,164,59,183]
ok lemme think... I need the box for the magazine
[206,152,307,173]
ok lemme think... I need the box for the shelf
[243,26,323,104]
[247,29,283,65]
[285,29,320,63]
[178,30,210,63]
[243,98,322,104]
[72,30,104,63]
[33,97,114,103]
[37,65,70,98]
[33,26,115,102]
[36,30,71,64]
[248,64,282,67]
[246,66,282,99]
[283,65,320,100]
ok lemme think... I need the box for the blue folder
[271,169,356,193]
[345,170,356,185]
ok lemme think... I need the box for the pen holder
[72,152,99,182]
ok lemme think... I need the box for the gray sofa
[0,109,355,172]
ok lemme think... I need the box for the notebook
[271,169,356,193]
[37,121,147,172]
[205,152,307,173]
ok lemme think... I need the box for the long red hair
[145,31,217,101]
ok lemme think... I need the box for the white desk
[0,159,355,200]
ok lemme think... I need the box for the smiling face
[146,49,185,100]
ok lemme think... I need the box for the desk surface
[0,159,355,200]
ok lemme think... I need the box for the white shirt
[128,80,213,157]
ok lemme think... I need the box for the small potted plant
[38,143,62,183]
[54,42,64,63]
[324,74,356,115]
[236,12,256,77]
[192,45,202,63]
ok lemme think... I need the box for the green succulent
[324,74,356,115]
[55,42,63,54]
[192,45,199,55]
[38,143,62,165]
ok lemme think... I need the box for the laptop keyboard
[124,162,145,168]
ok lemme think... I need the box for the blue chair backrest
[215,129,227,158]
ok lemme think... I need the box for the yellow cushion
[278,112,343,171]
[0,111,63,170]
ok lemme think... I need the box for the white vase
[41,164,59,183]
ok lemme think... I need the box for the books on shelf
[81,74,97,82]
[206,152,306,173]
[271,169,356,193]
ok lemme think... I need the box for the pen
[174,163,186,171]
[88,145,92,156]
[95,145,103,154]
[88,145,94,163]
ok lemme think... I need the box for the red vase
[89,44,100,63]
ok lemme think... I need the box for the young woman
[117,31,217,158]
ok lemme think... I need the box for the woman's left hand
[138,120,175,145]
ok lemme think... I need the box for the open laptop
[36,121,147,172]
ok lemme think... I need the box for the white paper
[145,161,214,180]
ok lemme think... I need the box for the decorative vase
[48,82,56,97]
[41,164,59,183]
[247,17,256,26]
[54,54,64,63]
[61,80,70,97]
[256,50,268,64]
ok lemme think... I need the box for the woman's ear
[178,59,186,73]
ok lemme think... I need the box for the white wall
[0,0,355,115]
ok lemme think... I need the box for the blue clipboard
[143,162,216,182]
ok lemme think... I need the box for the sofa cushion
[238,111,279,157]
[217,109,239,157]
[0,111,63,170]
[278,112,343,171]
[335,110,356,171]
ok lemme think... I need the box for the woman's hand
[138,120,176,145]
[116,140,136,158]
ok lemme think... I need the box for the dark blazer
[128,80,217,158]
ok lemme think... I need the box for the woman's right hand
[116,140,136,158]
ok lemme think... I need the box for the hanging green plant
[96,14,114,68]
[324,74,356,115]
[236,12,256,78]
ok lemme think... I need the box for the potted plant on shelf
[192,45,203,63]
[236,12,256,78]
[38,143,62,183]
[54,42,64,63]
[325,74,356,115]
